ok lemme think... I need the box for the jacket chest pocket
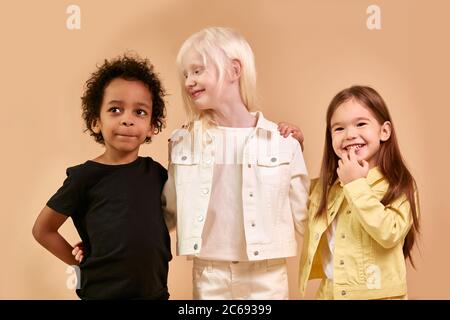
[171,154,199,185]
[256,152,291,186]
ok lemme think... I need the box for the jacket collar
[326,166,384,217]
[193,111,276,136]
[251,111,277,132]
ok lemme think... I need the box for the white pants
[192,258,289,300]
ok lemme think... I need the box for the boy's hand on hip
[72,241,84,263]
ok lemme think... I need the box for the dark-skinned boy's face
[92,78,153,154]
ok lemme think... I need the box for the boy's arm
[32,206,79,265]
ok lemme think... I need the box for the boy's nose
[120,119,134,127]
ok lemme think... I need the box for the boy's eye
[108,107,121,113]
[357,122,367,127]
[136,109,148,116]
[334,127,343,132]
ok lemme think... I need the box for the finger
[76,251,84,261]
[348,147,357,162]
[72,247,79,256]
[293,131,304,143]
[341,150,349,163]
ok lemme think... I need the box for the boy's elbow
[32,221,47,243]
[32,222,42,242]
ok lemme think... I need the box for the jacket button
[271,157,277,162]
[346,209,351,214]
[181,155,187,161]
[339,259,344,266]
[202,188,209,195]
[251,222,256,227]
[198,216,204,222]
[254,251,259,256]
[341,233,346,239]
[193,244,198,250]
[249,192,254,197]
[247,164,251,168]
[341,290,346,296]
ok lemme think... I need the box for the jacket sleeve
[343,178,413,248]
[289,140,310,235]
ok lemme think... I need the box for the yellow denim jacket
[298,167,414,299]
[162,112,309,260]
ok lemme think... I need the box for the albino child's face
[181,49,220,111]
[93,78,153,154]
[330,99,391,169]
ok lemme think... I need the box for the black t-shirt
[47,156,171,299]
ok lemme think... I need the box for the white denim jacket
[162,112,309,260]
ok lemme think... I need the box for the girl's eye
[334,127,343,132]
[194,67,204,75]
[357,122,367,127]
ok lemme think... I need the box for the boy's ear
[147,123,155,139]
[380,121,392,142]
[91,119,101,134]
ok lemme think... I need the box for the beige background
[1,0,448,299]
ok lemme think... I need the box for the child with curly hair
[32,54,172,300]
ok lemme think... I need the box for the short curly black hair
[81,54,166,144]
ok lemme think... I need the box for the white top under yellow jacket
[162,112,309,260]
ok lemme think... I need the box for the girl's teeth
[346,144,364,150]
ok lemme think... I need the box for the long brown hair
[316,85,420,267]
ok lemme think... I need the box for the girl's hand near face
[337,148,369,185]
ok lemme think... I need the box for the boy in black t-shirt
[32,54,174,299]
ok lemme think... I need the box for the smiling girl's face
[330,98,391,168]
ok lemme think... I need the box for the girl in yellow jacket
[298,85,420,299]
